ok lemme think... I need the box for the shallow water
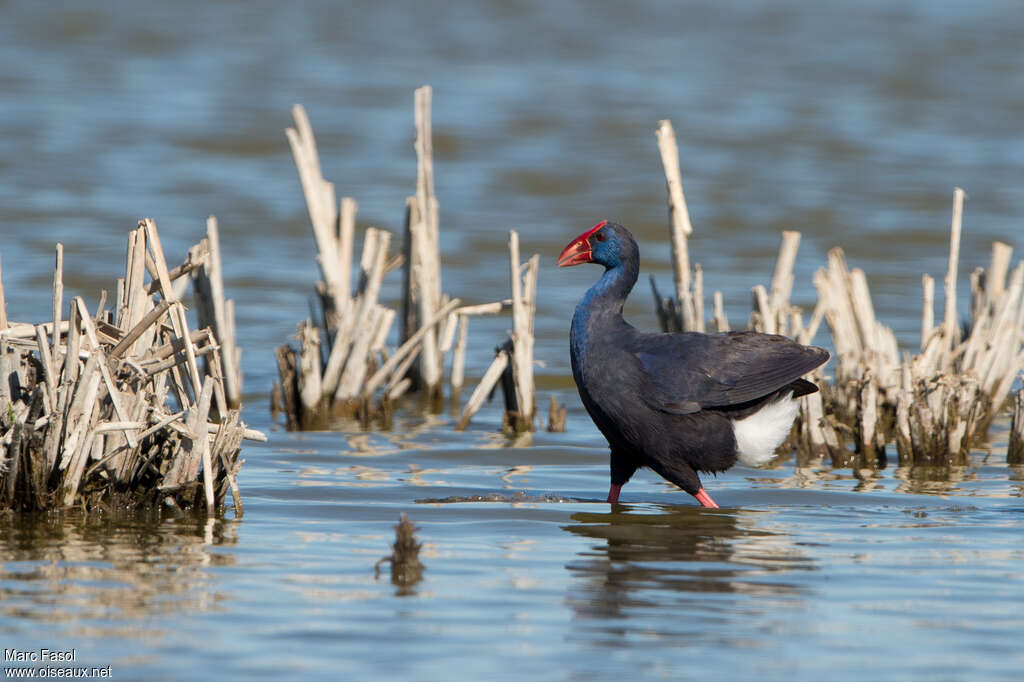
[2,1,1024,680]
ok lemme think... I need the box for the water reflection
[893,465,971,495]
[0,514,236,638]
[562,506,812,643]
[1010,466,1024,498]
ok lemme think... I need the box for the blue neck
[570,259,638,365]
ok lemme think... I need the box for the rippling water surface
[2,1,1024,680]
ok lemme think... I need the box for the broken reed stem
[192,216,243,408]
[287,104,341,307]
[52,244,63,366]
[942,188,966,358]
[656,119,693,309]
[455,349,509,431]
[0,254,8,331]
[35,324,58,414]
[408,85,444,396]
[921,274,935,350]
[693,265,705,333]
[0,219,262,513]
[450,314,469,394]
[110,299,172,359]
[296,321,322,414]
[338,197,357,311]
[712,290,730,332]
[750,232,801,336]
[770,231,800,319]
[507,231,538,431]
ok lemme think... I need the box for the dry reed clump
[273,87,544,434]
[818,190,1024,468]
[0,219,264,514]
[650,119,1023,470]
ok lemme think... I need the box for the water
[2,1,1024,679]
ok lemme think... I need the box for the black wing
[632,331,829,414]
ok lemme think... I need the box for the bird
[558,220,829,507]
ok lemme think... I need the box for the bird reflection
[562,505,812,640]
[0,514,237,637]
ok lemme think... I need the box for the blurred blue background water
[1,1,1024,680]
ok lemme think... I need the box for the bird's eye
[593,231,607,242]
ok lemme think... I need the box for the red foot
[607,483,622,504]
[693,488,719,508]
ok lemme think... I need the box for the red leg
[607,483,622,504]
[693,488,719,508]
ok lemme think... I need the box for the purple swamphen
[558,221,829,507]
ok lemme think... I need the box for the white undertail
[732,394,799,467]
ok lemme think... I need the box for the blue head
[557,221,638,271]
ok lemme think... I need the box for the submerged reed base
[546,395,567,433]
[1009,390,1024,466]
[375,513,424,595]
[0,220,264,514]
